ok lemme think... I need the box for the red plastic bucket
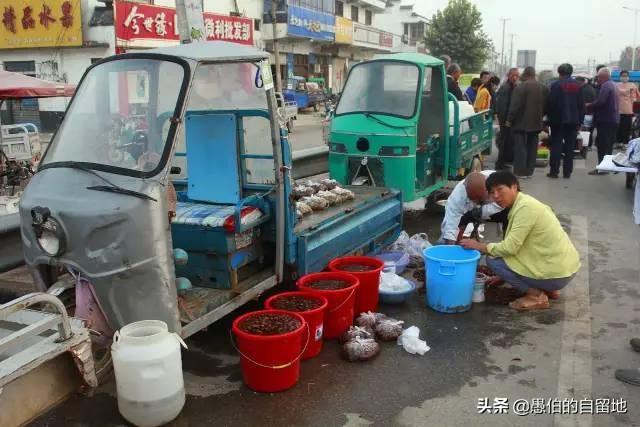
[265,292,328,360]
[297,272,359,340]
[231,309,307,392]
[328,256,385,315]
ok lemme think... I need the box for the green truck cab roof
[369,52,444,67]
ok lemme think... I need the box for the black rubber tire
[287,120,293,133]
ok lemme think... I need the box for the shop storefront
[0,0,88,131]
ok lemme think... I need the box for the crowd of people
[442,57,640,179]
[441,57,640,387]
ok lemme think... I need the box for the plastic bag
[375,318,404,341]
[320,178,338,190]
[397,326,430,355]
[409,233,431,257]
[342,337,380,362]
[332,186,355,200]
[379,272,412,293]
[300,195,329,211]
[317,190,338,205]
[389,231,411,253]
[330,190,348,204]
[305,180,327,193]
[339,325,374,343]
[292,185,315,199]
[407,233,432,268]
[296,201,313,215]
[355,311,387,329]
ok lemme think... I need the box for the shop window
[351,6,359,23]
[3,60,36,76]
[365,10,372,25]
[335,0,343,16]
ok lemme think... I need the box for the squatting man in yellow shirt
[459,171,581,311]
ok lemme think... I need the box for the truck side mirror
[170,166,182,175]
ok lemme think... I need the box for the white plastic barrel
[111,320,187,427]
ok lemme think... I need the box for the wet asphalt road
[30,147,640,426]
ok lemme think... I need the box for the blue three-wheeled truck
[17,42,403,341]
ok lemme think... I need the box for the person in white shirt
[439,170,506,244]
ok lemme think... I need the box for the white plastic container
[111,320,187,427]
[473,273,487,303]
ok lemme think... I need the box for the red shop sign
[379,31,393,48]
[114,1,253,48]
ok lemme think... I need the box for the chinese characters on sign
[286,5,335,42]
[39,4,56,29]
[334,17,353,44]
[22,7,35,30]
[60,1,73,28]
[477,397,628,416]
[3,6,17,34]
[203,18,251,42]
[0,0,83,49]
[379,32,393,49]
[114,1,254,48]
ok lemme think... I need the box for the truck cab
[328,54,492,203]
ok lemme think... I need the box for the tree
[424,0,493,73]
[618,46,640,70]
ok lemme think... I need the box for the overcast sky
[412,0,638,70]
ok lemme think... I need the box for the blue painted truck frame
[172,107,402,289]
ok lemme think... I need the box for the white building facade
[373,0,428,54]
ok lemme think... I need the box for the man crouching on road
[460,171,580,311]
[439,171,506,245]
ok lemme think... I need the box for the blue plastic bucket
[423,245,481,313]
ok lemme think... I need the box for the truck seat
[173,202,263,231]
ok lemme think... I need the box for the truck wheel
[287,120,293,133]
[313,104,319,112]
[470,156,483,173]
[49,286,114,385]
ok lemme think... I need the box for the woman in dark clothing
[488,76,501,114]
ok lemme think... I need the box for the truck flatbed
[294,186,396,234]
[294,186,402,274]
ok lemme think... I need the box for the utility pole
[508,33,515,69]
[624,6,640,69]
[175,0,191,44]
[175,0,204,44]
[271,0,283,92]
[499,18,510,76]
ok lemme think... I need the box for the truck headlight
[31,207,66,257]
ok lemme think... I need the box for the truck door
[416,65,447,188]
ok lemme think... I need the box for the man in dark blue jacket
[547,63,584,179]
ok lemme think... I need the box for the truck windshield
[41,58,186,176]
[336,61,420,118]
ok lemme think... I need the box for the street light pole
[634,10,638,70]
[500,18,509,75]
[624,6,640,70]
[508,33,516,68]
